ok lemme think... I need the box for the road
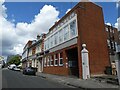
[2,69,74,88]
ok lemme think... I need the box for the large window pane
[59,52,63,66]
[70,20,77,38]
[59,29,63,43]
[54,33,58,45]
[50,36,53,48]
[50,55,54,66]
[64,25,69,41]
[54,54,58,66]
[49,38,51,49]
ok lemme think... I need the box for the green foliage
[7,55,21,66]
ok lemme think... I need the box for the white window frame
[54,54,58,66]
[50,56,54,66]
[59,53,63,66]
[64,25,69,41]
[49,37,51,48]
[59,29,63,43]
[70,20,77,38]
[44,14,78,51]
[54,32,58,45]
[50,36,53,48]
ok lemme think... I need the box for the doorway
[66,47,79,77]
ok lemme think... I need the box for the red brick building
[43,2,110,78]
[105,25,120,75]
[105,25,120,56]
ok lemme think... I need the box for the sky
[0,1,120,60]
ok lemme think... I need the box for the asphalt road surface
[2,69,74,88]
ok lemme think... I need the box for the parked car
[23,67,36,75]
[8,64,16,70]
[13,66,21,71]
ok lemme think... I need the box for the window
[59,29,64,43]
[107,39,110,48]
[44,57,46,67]
[49,38,51,49]
[50,55,54,66]
[68,61,77,67]
[50,36,53,48]
[106,27,108,32]
[47,38,49,49]
[71,12,75,18]
[70,20,77,38]
[54,33,58,45]
[109,28,112,32]
[52,35,55,47]
[54,54,58,66]
[59,52,63,66]
[64,25,69,41]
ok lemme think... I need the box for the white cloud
[113,17,120,31]
[0,2,60,58]
[105,22,111,26]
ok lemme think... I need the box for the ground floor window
[54,54,58,66]
[50,55,54,66]
[59,52,63,66]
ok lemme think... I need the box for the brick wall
[43,44,77,76]
[43,2,110,78]
[76,2,110,77]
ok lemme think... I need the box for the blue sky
[4,2,118,25]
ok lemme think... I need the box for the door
[66,47,79,77]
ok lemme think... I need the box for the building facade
[43,2,110,78]
[22,40,33,68]
[105,25,120,75]
[22,34,45,72]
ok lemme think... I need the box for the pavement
[36,72,120,89]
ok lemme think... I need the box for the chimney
[37,35,40,40]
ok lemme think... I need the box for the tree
[7,55,21,66]
[0,56,4,61]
